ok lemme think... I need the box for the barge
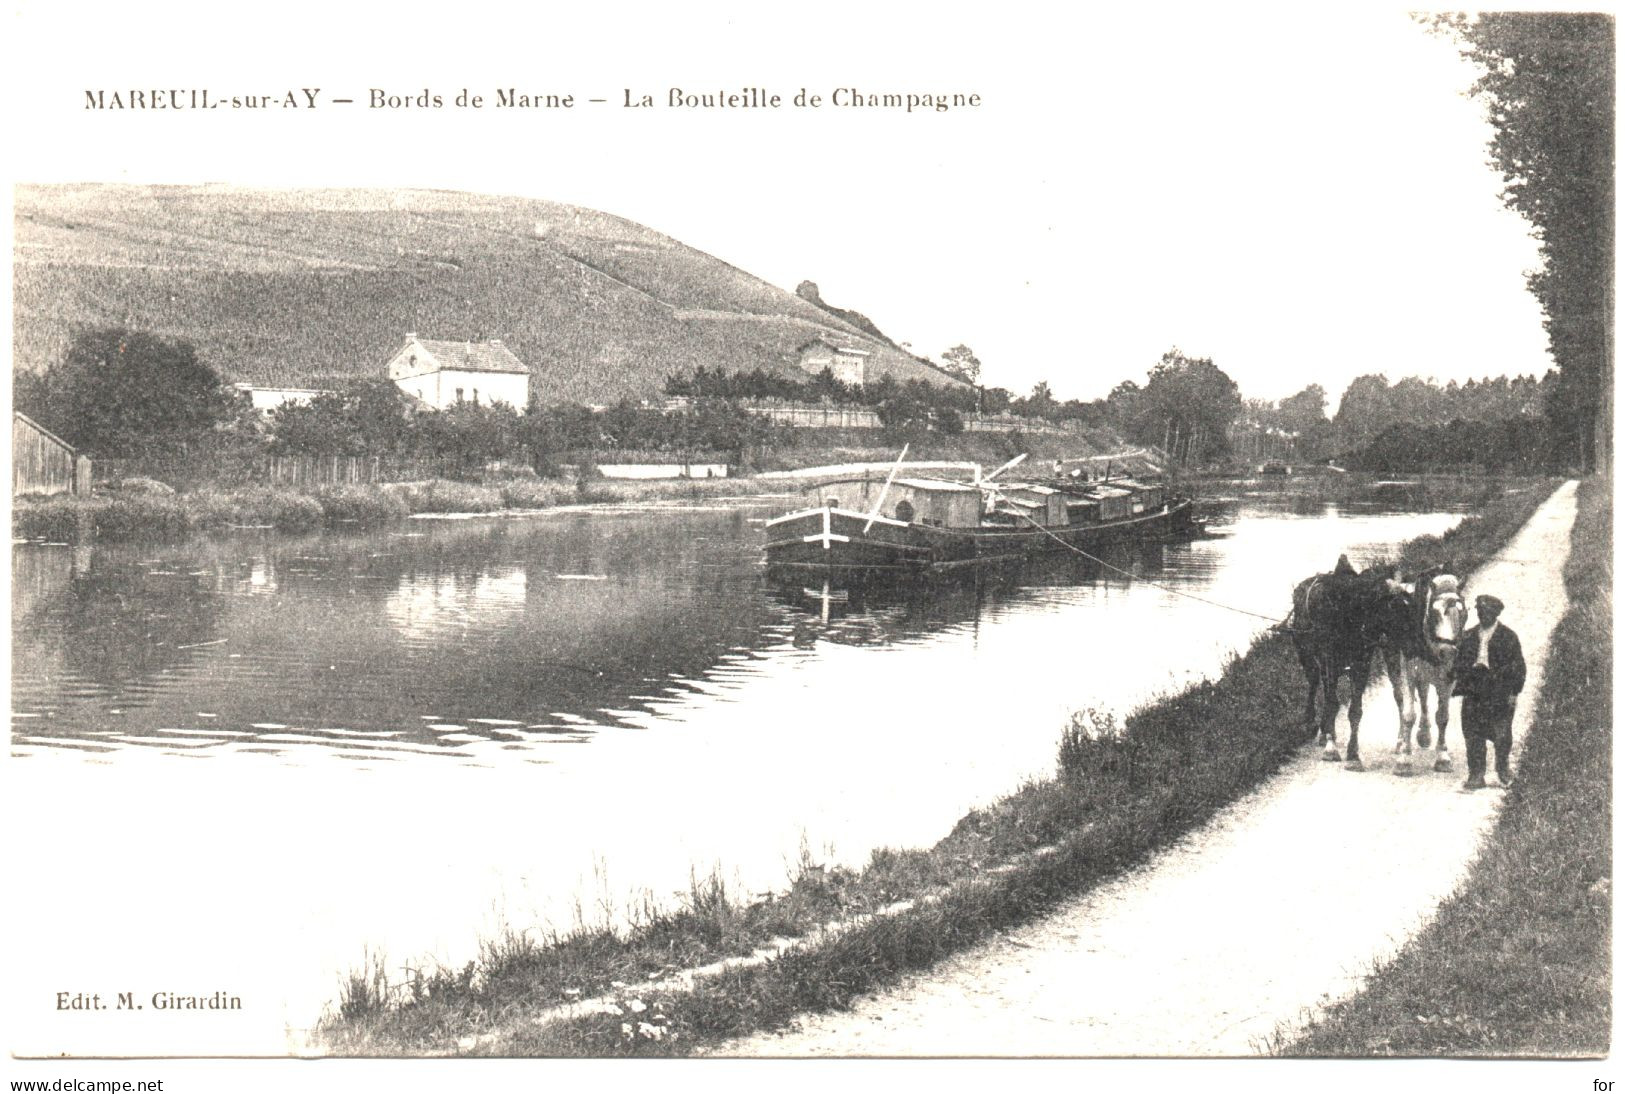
[763,456,1199,576]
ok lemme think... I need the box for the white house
[796,339,870,387]
[232,383,330,413]
[385,334,531,410]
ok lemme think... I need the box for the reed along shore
[11,476,773,543]
[318,478,1564,1056]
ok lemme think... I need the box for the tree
[876,391,933,439]
[940,344,982,385]
[980,386,1013,415]
[1020,381,1058,420]
[1278,384,1328,432]
[269,380,412,456]
[17,327,239,457]
[522,403,599,455]
[1332,374,1396,455]
[1277,383,1333,460]
[1427,13,1613,472]
[413,400,524,468]
[1104,380,1145,436]
[1132,348,1242,464]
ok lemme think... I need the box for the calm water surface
[9,486,1473,1051]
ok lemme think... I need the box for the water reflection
[13,510,793,761]
[13,487,1475,767]
[770,540,1162,647]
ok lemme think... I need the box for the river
[8,481,1474,1054]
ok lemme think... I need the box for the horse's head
[1423,573,1467,649]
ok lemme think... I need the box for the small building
[802,475,981,527]
[1084,484,1134,521]
[1111,478,1165,514]
[14,412,89,496]
[999,484,1069,526]
[232,383,330,413]
[386,334,531,411]
[796,339,870,387]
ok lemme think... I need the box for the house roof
[407,336,529,375]
[233,382,329,396]
[796,338,871,358]
[14,411,74,453]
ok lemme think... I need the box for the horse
[1381,565,1468,775]
[1290,557,1409,770]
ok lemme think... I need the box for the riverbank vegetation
[1278,474,1610,1056]
[17,319,1586,518]
[13,473,782,544]
[317,479,1561,1056]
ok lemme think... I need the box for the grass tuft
[383,480,505,514]
[315,485,411,527]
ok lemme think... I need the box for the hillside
[12,185,966,404]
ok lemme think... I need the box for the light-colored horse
[1381,567,1468,775]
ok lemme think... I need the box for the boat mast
[862,443,910,532]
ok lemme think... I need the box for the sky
[5,2,1556,411]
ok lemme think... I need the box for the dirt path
[712,482,1579,1057]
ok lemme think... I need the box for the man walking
[1453,594,1527,790]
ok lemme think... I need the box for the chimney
[489,339,502,345]
[405,331,416,340]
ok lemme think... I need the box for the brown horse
[1290,558,1411,770]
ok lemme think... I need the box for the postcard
[5,2,1611,1089]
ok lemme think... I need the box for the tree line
[13,329,790,473]
[14,322,1596,479]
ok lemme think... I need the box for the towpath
[713,481,1579,1057]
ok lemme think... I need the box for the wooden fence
[262,455,381,486]
[93,455,469,489]
[734,401,1088,436]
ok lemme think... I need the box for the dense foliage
[1343,415,1551,473]
[1429,13,1614,472]
[21,318,1579,479]
[15,327,247,458]
[1121,349,1244,463]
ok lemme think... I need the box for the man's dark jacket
[1452,623,1526,716]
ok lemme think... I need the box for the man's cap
[1475,594,1504,613]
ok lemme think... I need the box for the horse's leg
[1296,641,1319,738]
[1433,669,1454,771]
[1345,656,1369,771]
[1318,655,1341,761]
[1414,663,1434,750]
[1387,649,1417,776]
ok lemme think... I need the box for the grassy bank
[13,484,413,540]
[1279,475,1610,1057]
[318,479,1561,1056]
[13,475,786,544]
[753,430,1114,474]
